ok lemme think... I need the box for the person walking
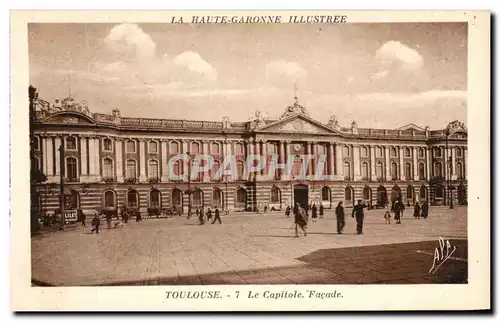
[198,208,205,225]
[285,205,291,217]
[335,201,345,234]
[212,207,222,224]
[294,202,308,238]
[311,204,318,222]
[106,212,112,229]
[91,214,100,234]
[413,201,421,219]
[319,204,324,219]
[394,200,402,224]
[206,208,212,222]
[421,200,429,219]
[78,209,86,227]
[352,200,365,235]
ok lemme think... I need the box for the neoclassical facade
[31,96,468,215]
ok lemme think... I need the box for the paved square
[31,206,467,286]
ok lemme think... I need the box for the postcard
[10,10,490,311]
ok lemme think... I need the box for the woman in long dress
[294,203,308,238]
[311,204,318,222]
[413,202,421,219]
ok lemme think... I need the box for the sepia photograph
[10,10,490,311]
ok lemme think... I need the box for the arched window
[390,147,397,158]
[212,189,223,207]
[361,162,369,180]
[192,189,203,206]
[191,142,200,154]
[103,190,116,208]
[344,186,354,203]
[343,146,350,157]
[419,185,428,201]
[32,136,40,151]
[236,160,244,180]
[361,146,368,157]
[435,185,444,198]
[102,158,114,178]
[103,138,113,152]
[66,157,78,182]
[376,147,383,158]
[404,163,412,180]
[235,143,244,155]
[363,186,371,200]
[418,163,425,180]
[170,141,179,154]
[292,157,302,176]
[126,140,136,153]
[418,147,424,158]
[126,159,137,179]
[236,188,246,205]
[434,147,442,158]
[172,189,182,207]
[270,186,281,203]
[457,162,464,179]
[391,162,398,180]
[148,159,159,179]
[126,189,139,208]
[66,136,77,150]
[211,143,220,155]
[343,162,351,180]
[434,162,442,177]
[148,141,158,154]
[322,186,331,201]
[211,160,221,181]
[456,147,462,157]
[150,189,161,208]
[376,162,383,179]
[404,147,411,158]
[407,185,414,199]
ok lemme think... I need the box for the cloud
[104,23,156,62]
[375,40,424,71]
[173,51,217,81]
[356,90,467,103]
[266,60,307,81]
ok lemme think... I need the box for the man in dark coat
[285,205,291,217]
[294,202,308,238]
[335,201,345,234]
[212,207,222,224]
[352,200,365,235]
[413,202,421,219]
[319,204,324,219]
[91,214,100,234]
[421,200,429,219]
[394,200,402,224]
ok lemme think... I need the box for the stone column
[80,136,88,181]
[413,146,419,181]
[328,143,334,177]
[139,139,147,182]
[464,148,468,179]
[261,139,267,177]
[54,136,62,177]
[41,136,49,176]
[370,145,376,181]
[353,145,361,181]
[443,147,449,180]
[399,146,405,181]
[202,140,211,183]
[307,142,313,176]
[93,137,101,181]
[451,146,457,180]
[224,141,233,182]
[385,146,391,180]
[161,140,168,182]
[335,143,343,179]
[182,140,189,180]
[426,147,431,179]
[116,139,124,182]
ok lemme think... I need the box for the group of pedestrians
[412,201,430,219]
[334,200,364,235]
[195,207,222,225]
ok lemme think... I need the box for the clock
[293,144,302,152]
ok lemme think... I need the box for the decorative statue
[222,116,231,129]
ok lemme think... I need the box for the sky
[28,22,467,129]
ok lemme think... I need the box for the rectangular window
[103,139,113,152]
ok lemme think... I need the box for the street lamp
[445,126,454,209]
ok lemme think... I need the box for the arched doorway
[321,186,332,208]
[235,187,247,208]
[419,185,428,202]
[391,185,401,203]
[377,186,388,206]
[407,185,415,203]
[294,184,309,210]
[191,189,203,208]
[126,189,140,209]
[344,186,354,206]
[103,190,116,209]
[149,188,161,208]
[270,186,282,207]
[65,190,80,210]
[212,188,223,208]
[458,184,467,205]
[172,189,183,210]
[363,186,372,203]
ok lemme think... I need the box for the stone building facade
[31,96,468,215]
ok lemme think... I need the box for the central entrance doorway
[294,184,309,210]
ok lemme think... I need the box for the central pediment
[257,115,338,135]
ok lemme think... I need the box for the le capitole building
[30,92,468,215]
